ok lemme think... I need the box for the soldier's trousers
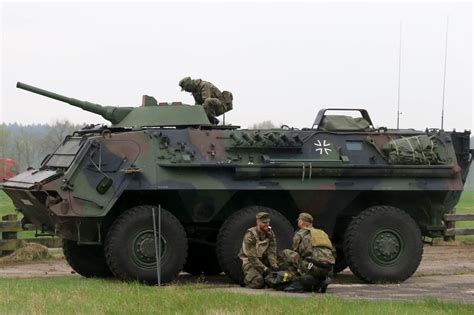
[242,263,265,289]
[279,249,331,291]
[242,259,273,289]
[203,98,227,117]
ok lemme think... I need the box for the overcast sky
[1,1,472,131]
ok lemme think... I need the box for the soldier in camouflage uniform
[238,212,279,289]
[279,212,335,293]
[179,77,233,125]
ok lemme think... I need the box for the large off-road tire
[216,206,293,283]
[105,205,187,284]
[333,246,348,274]
[183,242,221,276]
[63,239,113,278]
[343,206,423,283]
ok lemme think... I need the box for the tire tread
[343,205,423,283]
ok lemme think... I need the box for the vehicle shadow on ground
[171,269,363,287]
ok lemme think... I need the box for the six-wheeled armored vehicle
[2,82,472,284]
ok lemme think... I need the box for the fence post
[1,214,18,256]
[444,208,456,242]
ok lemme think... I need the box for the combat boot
[318,277,332,293]
[239,276,245,288]
[283,280,304,293]
[208,116,219,125]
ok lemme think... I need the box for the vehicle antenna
[396,20,403,130]
[441,16,449,130]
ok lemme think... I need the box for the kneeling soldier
[280,212,335,293]
[179,77,233,125]
[239,212,279,289]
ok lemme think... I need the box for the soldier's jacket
[239,226,279,272]
[191,80,233,111]
[293,227,335,265]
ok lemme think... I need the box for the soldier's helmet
[179,77,193,91]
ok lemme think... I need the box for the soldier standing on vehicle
[279,212,335,293]
[238,212,279,289]
[178,77,233,125]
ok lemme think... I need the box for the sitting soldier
[279,212,335,293]
[239,212,279,289]
[179,77,233,125]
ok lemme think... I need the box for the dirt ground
[0,243,473,304]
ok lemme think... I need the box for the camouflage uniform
[239,218,279,289]
[280,213,335,292]
[179,77,233,124]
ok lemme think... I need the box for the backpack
[383,135,445,165]
[264,271,293,290]
[221,91,233,111]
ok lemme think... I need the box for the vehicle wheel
[63,239,113,278]
[105,205,187,284]
[333,246,348,274]
[183,242,221,276]
[216,206,293,283]
[343,206,423,283]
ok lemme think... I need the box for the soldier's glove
[263,268,272,278]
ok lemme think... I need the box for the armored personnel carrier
[2,82,472,284]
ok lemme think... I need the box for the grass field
[456,190,474,214]
[0,277,471,314]
[452,191,474,242]
[0,190,14,217]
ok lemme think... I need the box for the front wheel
[343,206,423,283]
[105,205,187,284]
[63,240,113,278]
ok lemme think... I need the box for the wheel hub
[132,230,166,267]
[371,229,402,265]
[136,233,156,261]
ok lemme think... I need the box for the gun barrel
[16,82,132,124]
[17,82,72,104]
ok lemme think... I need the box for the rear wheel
[343,206,423,283]
[63,240,113,278]
[216,206,293,283]
[105,205,187,284]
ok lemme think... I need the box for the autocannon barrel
[16,82,132,125]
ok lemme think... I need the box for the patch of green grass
[0,278,471,314]
[454,191,474,242]
[0,190,48,239]
[456,191,474,214]
[0,190,15,217]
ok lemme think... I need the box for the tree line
[0,120,83,172]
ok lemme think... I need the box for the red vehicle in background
[0,159,18,181]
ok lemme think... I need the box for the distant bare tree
[0,124,10,159]
[250,120,277,129]
[40,120,81,153]
[2,120,83,171]
[13,127,36,169]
